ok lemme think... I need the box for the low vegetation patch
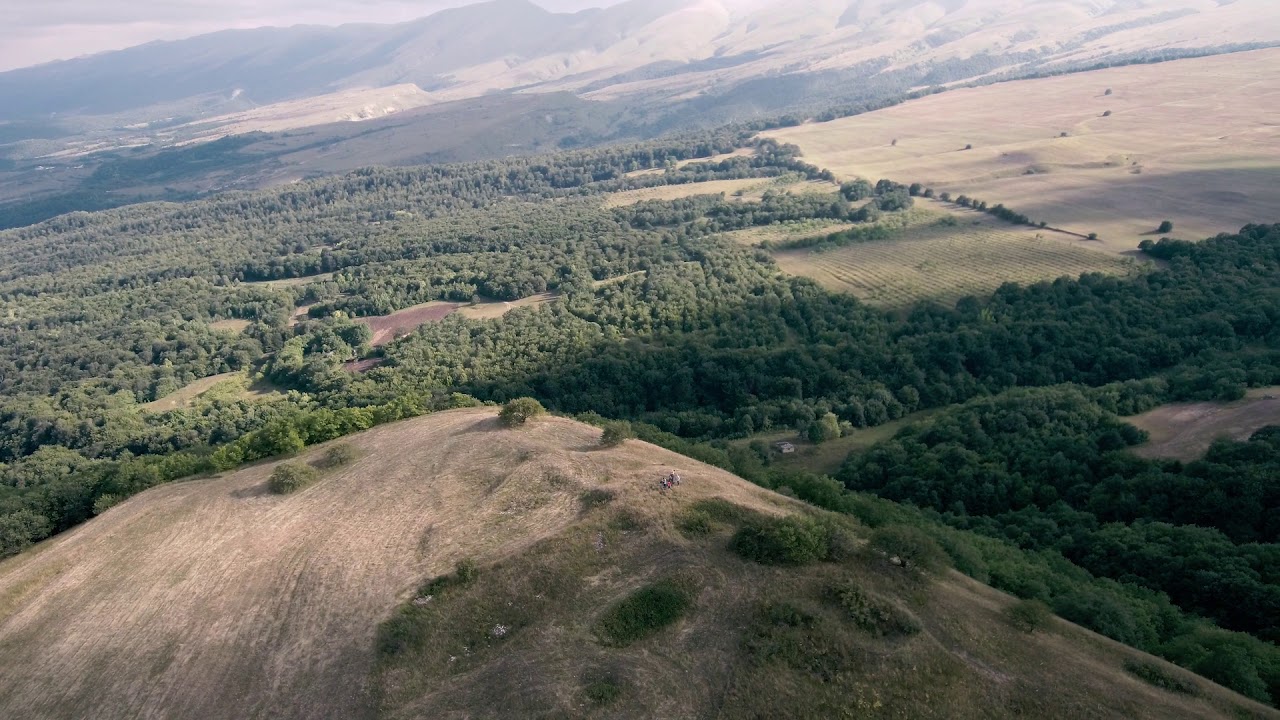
[579,488,615,510]
[827,581,920,638]
[378,559,480,657]
[732,515,835,566]
[581,671,625,706]
[1124,660,1199,696]
[744,602,857,680]
[312,443,358,470]
[867,525,950,574]
[678,509,715,537]
[267,462,319,495]
[595,577,697,647]
[1005,599,1054,634]
[499,397,546,427]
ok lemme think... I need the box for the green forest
[0,130,1277,703]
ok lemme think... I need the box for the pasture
[767,49,1280,252]
[1126,387,1280,462]
[770,201,1134,307]
[603,176,837,208]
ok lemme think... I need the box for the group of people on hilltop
[659,471,682,491]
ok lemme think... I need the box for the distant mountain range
[4,0,1276,126]
[0,0,1276,227]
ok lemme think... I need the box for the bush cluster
[732,515,841,566]
[499,397,546,427]
[829,581,919,637]
[596,578,696,647]
[267,463,318,495]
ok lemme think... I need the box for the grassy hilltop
[0,408,1270,719]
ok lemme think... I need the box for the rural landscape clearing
[768,49,1280,250]
[2,1,1280,718]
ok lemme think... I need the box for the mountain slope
[0,409,1271,719]
[2,0,1276,126]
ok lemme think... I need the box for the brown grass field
[1126,387,1280,462]
[767,49,1280,253]
[771,200,1135,307]
[0,409,1269,719]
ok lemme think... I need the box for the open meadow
[767,49,1280,252]
[767,200,1135,307]
[1126,387,1280,462]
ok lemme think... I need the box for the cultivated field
[767,49,1280,252]
[771,202,1134,307]
[1126,387,1280,461]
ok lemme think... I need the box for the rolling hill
[0,408,1272,718]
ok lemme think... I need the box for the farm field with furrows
[770,203,1135,307]
[767,49,1280,253]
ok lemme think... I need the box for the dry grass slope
[0,410,1271,719]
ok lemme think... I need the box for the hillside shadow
[1014,167,1280,244]
[230,483,271,499]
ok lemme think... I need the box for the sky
[0,0,622,72]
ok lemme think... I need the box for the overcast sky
[0,0,621,72]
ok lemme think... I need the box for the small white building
[774,442,796,455]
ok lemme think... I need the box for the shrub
[313,443,357,469]
[679,510,714,536]
[1157,220,1174,233]
[1006,599,1054,633]
[868,525,950,574]
[92,494,123,516]
[1088,232,1099,240]
[829,582,920,637]
[599,421,634,447]
[582,672,624,705]
[596,578,696,646]
[1124,660,1198,695]
[580,488,615,509]
[267,462,319,494]
[499,397,546,427]
[732,515,830,566]
[1102,110,1113,117]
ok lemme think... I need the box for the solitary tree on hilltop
[1158,220,1174,234]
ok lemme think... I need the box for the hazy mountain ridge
[2,0,1275,125]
